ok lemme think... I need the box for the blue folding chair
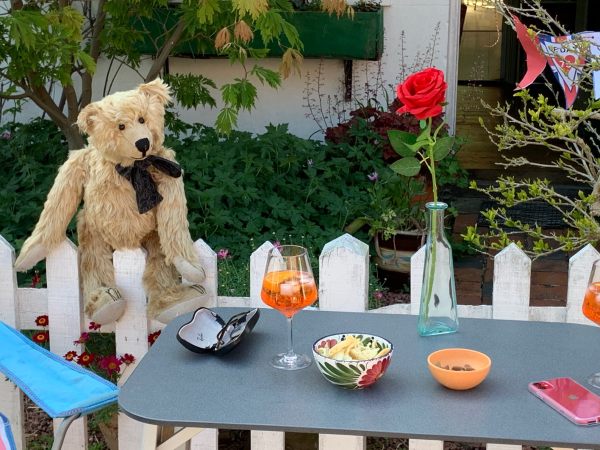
[0,321,119,450]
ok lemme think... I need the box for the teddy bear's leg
[142,231,210,324]
[79,216,127,325]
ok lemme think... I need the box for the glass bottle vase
[417,201,459,336]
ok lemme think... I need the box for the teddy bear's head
[77,79,171,165]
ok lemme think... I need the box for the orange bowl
[427,348,491,390]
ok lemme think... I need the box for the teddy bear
[14,79,209,325]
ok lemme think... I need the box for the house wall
[4,0,460,139]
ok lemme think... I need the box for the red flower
[120,353,135,365]
[148,330,161,346]
[74,332,90,344]
[77,352,95,366]
[358,356,391,387]
[31,271,41,288]
[396,68,447,120]
[32,331,49,344]
[88,322,101,331]
[64,351,78,361]
[35,315,49,327]
[99,355,122,376]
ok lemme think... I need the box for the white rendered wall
[4,0,460,139]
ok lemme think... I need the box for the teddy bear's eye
[138,117,145,124]
[118,124,125,131]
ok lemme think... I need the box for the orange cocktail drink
[261,270,317,318]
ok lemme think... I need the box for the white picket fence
[0,232,596,450]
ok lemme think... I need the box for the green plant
[463,1,600,258]
[0,0,306,146]
[168,122,380,261]
[346,170,426,239]
[0,119,71,286]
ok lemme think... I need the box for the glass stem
[285,317,295,358]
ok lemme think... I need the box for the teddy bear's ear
[138,78,172,106]
[77,103,100,135]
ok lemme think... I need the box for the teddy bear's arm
[14,151,86,271]
[154,150,205,283]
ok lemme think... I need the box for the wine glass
[261,245,318,370]
[583,259,600,388]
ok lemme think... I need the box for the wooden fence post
[408,245,445,450]
[193,239,218,308]
[319,234,368,450]
[114,248,150,450]
[567,244,600,325]
[487,244,530,450]
[0,235,24,450]
[47,240,88,450]
[319,234,369,313]
[410,246,426,315]
[190,239,219,450]
[249,241,273,308]
[492,243,531,320]
[250,241,284,450]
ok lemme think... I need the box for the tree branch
[80,0,106,108]
[0,91,30,100]
[145,18,187,82]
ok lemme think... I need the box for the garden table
[119,308,600,449]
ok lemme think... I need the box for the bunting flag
[512,15,600,108]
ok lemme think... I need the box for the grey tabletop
[119,308,600,448]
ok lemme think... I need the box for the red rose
[395,68,447,120]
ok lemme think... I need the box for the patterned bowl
[312,333,393,389]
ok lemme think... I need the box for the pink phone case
[529,377,600,425]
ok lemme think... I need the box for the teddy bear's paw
[85,287,127,325]
[152,284,210,324]
[14,241,48,271]
[173,256,206,283]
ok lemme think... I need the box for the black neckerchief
[115,155,182,214]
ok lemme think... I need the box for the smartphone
[528,377,600,426]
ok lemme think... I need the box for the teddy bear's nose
[135,138,150,153]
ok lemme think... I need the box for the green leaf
[215,107,238,134]
[250,65,281,88]
[433,136,454,161]
[387,130,417,157]
[389,157,421,177]
[419,119,427,129]
[197,0,221,24]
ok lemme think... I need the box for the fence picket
[0,236,24,450]
[318,234,368,450]
[408,246,444,450]
[248,241,284,450]
[566,244,600,325]
[249,241,273,308]
[114,248,150,450]
[319,234,369,312]
[410,246,426,315]
[192,239,218,308]
[47,240,88,450]
[492,244,531,321]
[190,240,219,450]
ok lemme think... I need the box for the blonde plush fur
[15,79,208,324]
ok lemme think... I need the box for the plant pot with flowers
[388,67,460,337]
[346,170,427,274]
